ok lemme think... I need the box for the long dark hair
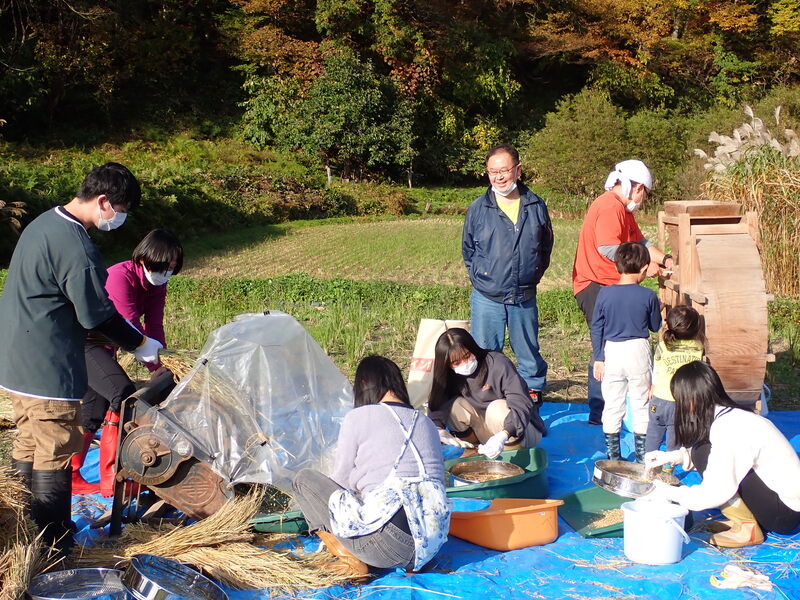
[353,355,411,408]
[672,361,752,448]
[428,328,488,413]
[663,305,704,351]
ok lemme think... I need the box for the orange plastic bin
[449,498,564,551]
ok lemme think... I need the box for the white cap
[618,159,653,190]
[603,159,653,201]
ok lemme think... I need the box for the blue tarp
[73,403,800,600]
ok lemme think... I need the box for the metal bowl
[592,460,680,499]
[122,554,228,600]
[28,568,127,600]
[449,460,525,487]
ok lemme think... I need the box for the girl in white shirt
[645,361,800,548]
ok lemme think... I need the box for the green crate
[445,447,548,500]
[557,484,626,538]
[250,509,308,534]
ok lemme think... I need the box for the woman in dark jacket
[427,328,544,459]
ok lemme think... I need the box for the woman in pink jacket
[71,229,183,495]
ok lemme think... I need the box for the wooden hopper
[657,201,773,406]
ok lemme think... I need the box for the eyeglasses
[487,165,518,177]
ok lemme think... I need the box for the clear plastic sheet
[147,312,353,494]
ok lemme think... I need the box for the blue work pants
[470,289,547,392]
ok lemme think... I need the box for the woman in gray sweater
[428,328,544,459]
[292,356,449,579]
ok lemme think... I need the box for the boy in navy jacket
[591,242,661,463]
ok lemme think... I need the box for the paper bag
[407,318,470,411]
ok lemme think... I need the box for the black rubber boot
[604,433,621,461]
[31,469,75,558]
[634,434,647,464]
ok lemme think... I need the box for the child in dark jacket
[591,242,662,463]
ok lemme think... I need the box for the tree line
[1,0,799,183]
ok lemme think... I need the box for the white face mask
[452,358,478,377]
[97,204,127,231]
[492,182,518,198]
[144,268,173,286]
[626,200,639,213]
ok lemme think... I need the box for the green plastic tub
[445,447,548,500]
[250,509,308,534]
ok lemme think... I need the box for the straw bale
[0,536,62,600]
[0,465,34,546]
[0,464,29,514]
[175,543,350,591]
[157,350,198,382]
[0,389,13,428]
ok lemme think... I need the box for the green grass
[0,216,797,409]
[154,274,589,401]
[181,215,583,292]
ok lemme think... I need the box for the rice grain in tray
[588,508,624,529]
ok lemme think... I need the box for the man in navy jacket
[462,144,554,434]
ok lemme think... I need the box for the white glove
[644,449,682,470]
[642,479,681,503]
[478,430,509,460]
[711,564,773,591]
[133,336,163,364]
[438,429,474,449]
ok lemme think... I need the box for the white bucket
[621,499,690,565]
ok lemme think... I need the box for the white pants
[448,397,542,448]
[601,339,652,435]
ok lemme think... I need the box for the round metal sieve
[592,459,680,499]
[449,460,524,486]
[28,568,127,600]
[122,553,228,600]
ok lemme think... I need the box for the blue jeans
[470,289,547,391]
[646,396,677,453]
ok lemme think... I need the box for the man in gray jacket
[462,144,553,434]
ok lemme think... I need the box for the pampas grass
[698,105,800,296]
[75,487,353,591]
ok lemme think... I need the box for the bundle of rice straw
[0,466,61,600]
[156,349,198,382]
[76,487,354,592]
[0,464,32,545]
[0,389,14,428]
[0,536,62,600]
[118,349,197,385]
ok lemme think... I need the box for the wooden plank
[661,216,744,227]
[664,201,742,217]
[745,211,761,248]
[695,228,769,394]
[706,353,774,362]
[691,223,750,235]
[678,213,695,293]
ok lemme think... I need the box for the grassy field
[182,216,584,292]
[163,216,796,408]
[1,215,797,420]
